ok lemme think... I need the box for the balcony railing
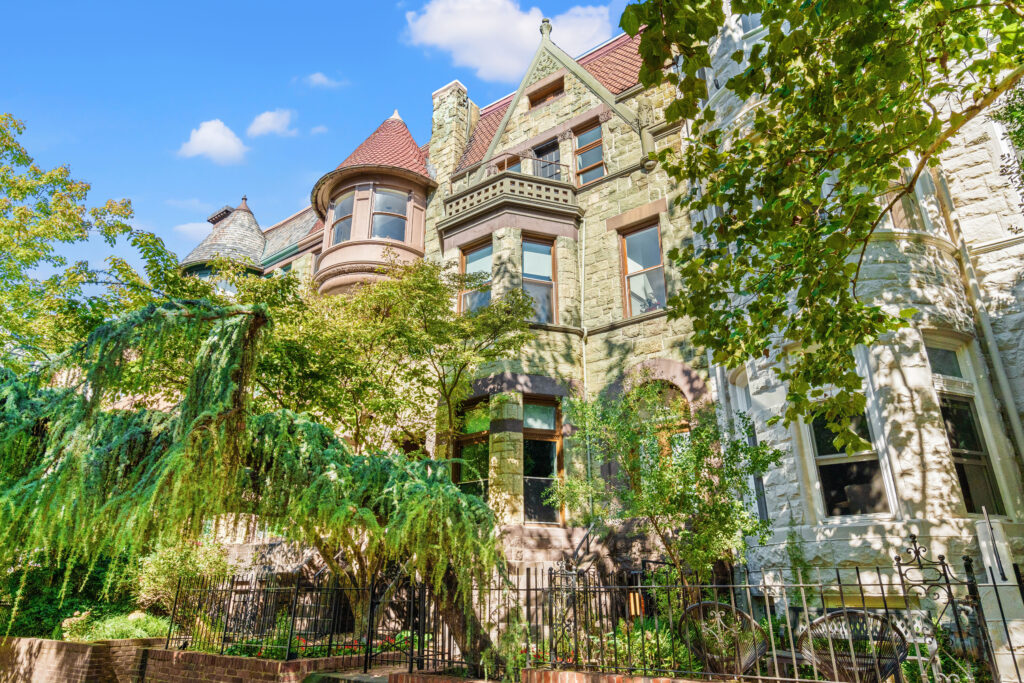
[443,155,578,224]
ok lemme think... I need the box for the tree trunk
[434,566,495,677]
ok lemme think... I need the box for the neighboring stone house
[181,18,1024,578]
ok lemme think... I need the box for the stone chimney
[429,80,477,185]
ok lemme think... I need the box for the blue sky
[1,0,628,269]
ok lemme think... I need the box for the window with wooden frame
[575,124,605,185]
[460,242,493,313]
[620,224,667,317]
[330,191,354,245]
[454,402,490,500]
[371,187,408,241]
[522,238,556,324]
[528,77,564,108]
[497,155,522,173]
[810,413,889,517]
[523,400,562,524]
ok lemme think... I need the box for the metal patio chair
[683,601,769,676]
[797,609,908,683]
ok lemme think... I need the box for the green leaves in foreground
[623,0,1024,445]
[0,299,502,619]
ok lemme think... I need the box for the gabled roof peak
[540,18,552,37]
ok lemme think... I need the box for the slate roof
[337,112,431,181]
[261,206,321,264]
[454,32,642,174]
[181,197,266,269]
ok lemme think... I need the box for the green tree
[0,114,135,369]
[551,381,781,584]
[621,0,1024,444]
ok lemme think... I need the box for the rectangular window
[575,124,604,185]
[331,191,354,245]
[498,156,522,174]
[523,401,561,524]
[533,140,561,181]
[461,243,492,313]
[528,77,564,108]
[811,414,890,516]
[522,239,555,324]
[621,225,667,317]
[939,395,1005,515]
[455,403,489,500]
[926,345,964,378]
[371,188,407,242]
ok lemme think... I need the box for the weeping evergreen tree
[0,298,504,668]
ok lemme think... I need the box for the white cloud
[166,198,214,212]
[177,120,248,164]
[405,0,613,82]
[303,72,346,88]
[247,109,298,137]
[173,222,212,239]
[310,125,329,135]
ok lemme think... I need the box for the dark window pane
[333,192,354,219]
[940,396,984,453]
[507,161,521,173]
[524,404,556,431]
[579,165,604,184]
[624,227,661,273]
[534,141,561,180]
[524,281,553,323]
[811,413,871,456]
[333,217,352,245]
[462,288,491,312]
[754,475,769,521]
[956,463,1004,515]
[577,126,601,147]
[926,346,963,378]
[459,480,489,500]
[524,439,556,478]
[371,213,406,241]
[818,460,889,516]
[627,268,666,314]
[525,477,558,523]
[373,189,407,216]
[522,241,552,281]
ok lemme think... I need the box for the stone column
[488,390,524,525]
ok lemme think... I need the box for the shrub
[136,542,233,614]
[63,612,170,642]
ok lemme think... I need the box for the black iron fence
[166,537,1024,683]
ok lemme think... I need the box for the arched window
[371,188,408,241]
[331,191,354,245]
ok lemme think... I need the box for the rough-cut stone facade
[180,18,1024,574]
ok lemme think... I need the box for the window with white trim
[621,224,667,317]
[925,343,1006,515]
[371,188,408,241]
[810,413,890,516]
[460,242,492,313]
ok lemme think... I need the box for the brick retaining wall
[141,650,375,682]
[0,637,162,683]
[521,669,703,683]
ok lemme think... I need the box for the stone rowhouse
[181,18,1024,576]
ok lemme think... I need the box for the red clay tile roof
[454,34,641,174]
[338,116,431,180]
[455,95,513,173]
[579,33,643,95]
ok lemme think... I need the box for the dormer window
[371,188,408,241]
[528,77,564,108]
[331,191,354,245]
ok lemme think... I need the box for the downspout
[932,168,1024,471]
[578,215,594,522]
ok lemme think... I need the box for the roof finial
[540,18,552,37]
[237,195,251,212]
[389,109,403,121]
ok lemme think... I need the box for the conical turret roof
[181,196,266,270]
[337,112,431,180]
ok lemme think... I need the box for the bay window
[810,413,889,516]
[461,242,493,312]
[522,239,555,324]
[371,188,408,241]
[331,191,354,244]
